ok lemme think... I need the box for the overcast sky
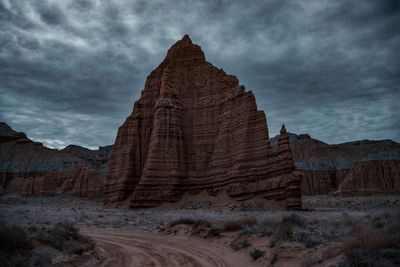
[1,0,399,149]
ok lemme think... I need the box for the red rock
[105,35,302,210]
[270,133,400,195]
[0,122,109,198]
[7,167,105,199]
[337,160,400,196]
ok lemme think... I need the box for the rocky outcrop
[105,35,302,210]
[1,123,91,173]
[0,122,109,198]
[62,145,112,173]
[338,160,400,196]
[7,167,105,198]
[270,133,400,195]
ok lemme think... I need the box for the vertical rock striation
[8,167,105,198]
[270,133,400,196]
[105,35,302,210]
[338,160,400,196]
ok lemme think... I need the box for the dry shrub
[0,225,32,252]
[269,213,305,247]
[29,251,51,267]
[0,224,33,267]
[191,220,213,236]
[340,226,397,267]
[204,228,220,238]
[169,218,196,227]
[170,219,219,238]
[193,219,212,229]
[223,216,256,232]
[282,213,304,226]
[271,221,295,247]
[341,227,392,251]
[240,218,277,237]
[168,218,219,238]
[230,239,251,251]
[36,221,95,255]
[249,247,265,261]
[169,218,212,229]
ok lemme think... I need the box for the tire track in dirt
[81,228,251,267]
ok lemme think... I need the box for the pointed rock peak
[162,34,206,65]
[280,124,287,135]
[180,34,192,45]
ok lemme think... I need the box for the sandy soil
[81,227,260,267]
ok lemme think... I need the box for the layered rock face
[270,133,400,195]
[61,145,112,174]
[338,160,400,196]
[105,35,302,210]
[7,167,105,198]
[0,122,108,198]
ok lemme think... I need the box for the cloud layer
[1,0,399,149]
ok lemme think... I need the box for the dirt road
[81,228,257,267]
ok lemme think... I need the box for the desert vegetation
[0,224,34,267]
[167,210,400,266]
[35,221,95,256]
[0,220,95,267]
[339,224,400,266]
[1,195,399,266]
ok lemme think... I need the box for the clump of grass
[169,218,213,228]
[0,225,32,252]
[29,251,52,267]
[249,247,265,261]
[169,218,219,238]
[192,220,219,238]
[294,231,321,248]
[341,227,392,251]
[341,227,395,267]
[193,219,212,229]
[239,217,277,237]
[169,218,196,227]
[223,217,256,232]
[0,224,33,267]
[282,213,304,226]
[230,239,251,251]
[270,213,304,247]
[271,221,294,245]
[204,228,220,238]
[36,221,94,255]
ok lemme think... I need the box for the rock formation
[270,133,400,195]
[105,35,302,210]
[62,145,112,173]
[0,122,109,198]
[7,167,105,198]
[4,36,397,201]
[338,160,400,196]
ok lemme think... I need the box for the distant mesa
[270,132,400,196]
[0,122,110,198]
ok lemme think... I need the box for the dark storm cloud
[0,0,399,149]
[37,5,66,25]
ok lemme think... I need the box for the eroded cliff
[105,35,302,210]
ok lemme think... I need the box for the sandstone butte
[270,133,400,196]
[104,35,303,210]
[0,122,107,198]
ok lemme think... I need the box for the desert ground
[1,194,399,267]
